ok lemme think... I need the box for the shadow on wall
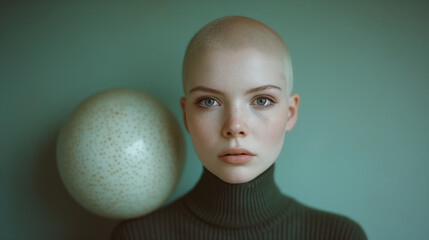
[35,130,119,240]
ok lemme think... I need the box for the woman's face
[180,47,299,184]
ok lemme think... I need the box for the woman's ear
[285,93,300,132]
[180,97,190,133]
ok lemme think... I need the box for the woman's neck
[183,164,292,228]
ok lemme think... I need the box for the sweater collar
[183,164,291,228]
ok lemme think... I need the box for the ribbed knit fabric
[111,164,367,240]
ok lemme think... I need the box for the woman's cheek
[258,111,287,143]
[189,112,218,145]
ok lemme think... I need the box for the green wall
[1,1,428,239]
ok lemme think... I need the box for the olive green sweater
[111,165,367,240]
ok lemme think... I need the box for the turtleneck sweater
[111,164,367,240]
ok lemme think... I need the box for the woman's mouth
[218,148,255,164]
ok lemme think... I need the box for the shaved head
[182,16,293,97]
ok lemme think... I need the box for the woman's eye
[196,96,274,108]
[198,98,219,108]
[253,97,273,107]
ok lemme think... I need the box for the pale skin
[180,47,300,184]
[179,16,299,184]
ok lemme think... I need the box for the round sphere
[56,88,185,219]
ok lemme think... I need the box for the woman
[111,16,367,240]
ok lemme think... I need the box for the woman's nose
[222,110,248,138]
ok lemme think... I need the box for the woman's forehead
[185,48,287,95]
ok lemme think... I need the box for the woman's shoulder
[110,196,188,240]
[285,197,367,240]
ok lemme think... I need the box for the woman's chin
[215,166,259,184]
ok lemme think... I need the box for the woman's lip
[218,148,255,164]
[219,155,254,164]
[218,148,255,157]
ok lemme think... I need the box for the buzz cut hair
[182,16,293,97]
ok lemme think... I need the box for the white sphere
[56,88,185,219]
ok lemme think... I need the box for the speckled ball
[56,88,185,219]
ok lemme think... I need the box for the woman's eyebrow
[246,85,282,94]
[189,85,282,95]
